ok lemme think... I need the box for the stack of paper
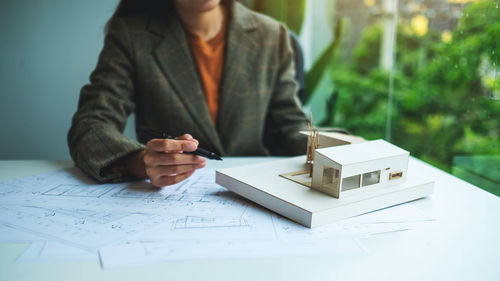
[0,167,434,269]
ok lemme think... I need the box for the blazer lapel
[149,13,223,153]
[217,3,259,140]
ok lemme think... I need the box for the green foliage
[328,0,500,174]
[252,1,343,107]
[253,0,306,34]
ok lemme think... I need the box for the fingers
[148,161,205,187]
[147,138,198,153]
[175,134,199,145]
[144,151,206,166]
[148,162,206,177]
[143,134,205,187]
[144,151,206,187]
[150,170,196,187]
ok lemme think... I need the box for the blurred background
[0,0,498,195]
[0,0,136,158]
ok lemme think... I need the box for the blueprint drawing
[0,167,432,268]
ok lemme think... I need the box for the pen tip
[209,152,223,160]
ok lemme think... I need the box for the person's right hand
[124,134,206,187]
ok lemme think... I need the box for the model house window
[341,175,360,191]
[389,171,403,180]
[362,170,381,186]
[322,166,339,186]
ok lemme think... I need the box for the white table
[1,158,499,281]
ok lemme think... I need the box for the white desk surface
[1,157,499,281]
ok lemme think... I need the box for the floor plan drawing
[43,184,115,198]
[0,168,251,217]
[0,205,170,251]
[0,166,434,268]
[174,216,250,229]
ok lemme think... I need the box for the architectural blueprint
[0,167,433,268]
[17,241,95,262]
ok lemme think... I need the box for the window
[362,170,381,186]
[389,171,403,180]
[341,175,361,191]
[322,167,334,185]
[249,0,500,196]
[322,166,340,188]
[329,0,500,196]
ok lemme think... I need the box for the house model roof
[300,131,365,146]
[315,139,409,165]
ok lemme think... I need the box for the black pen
[138,127,223,161]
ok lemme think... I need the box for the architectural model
[216,124,434,228]
[311,140,409,198]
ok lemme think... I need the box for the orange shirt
[186,18,227,124]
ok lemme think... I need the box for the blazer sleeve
[265,24,309,156]
[67,17,145,182]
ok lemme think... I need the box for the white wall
[0,0,138,159]
[299,0,336,70]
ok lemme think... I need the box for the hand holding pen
[124,127,222,187]
[140,134,206,187]
[139,127,223,160]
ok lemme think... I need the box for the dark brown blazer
[68,2,308,182]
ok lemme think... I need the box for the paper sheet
[0,167,433,268]
[338,203,435,224]
[0,205,171,251]
[98,236,366,269]
[17,241,96,262]
[0,223,46,243]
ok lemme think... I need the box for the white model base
[216,156,434,228]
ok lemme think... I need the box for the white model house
[300,131,366,148]
[310,139,409,198]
